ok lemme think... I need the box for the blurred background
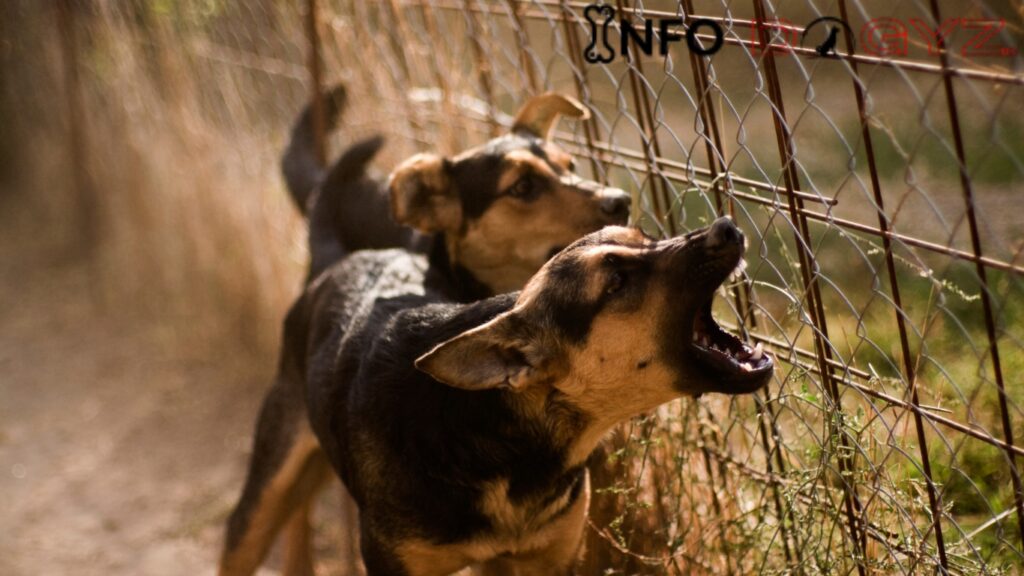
[1,0,1022,574]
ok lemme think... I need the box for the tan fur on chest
[397,473,590,576]
[479,477,577,537]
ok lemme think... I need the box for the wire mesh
[10,0,1023,573]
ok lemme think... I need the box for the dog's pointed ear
[512,93,590,140]
[415,312,549,391]
[388,153,461,234]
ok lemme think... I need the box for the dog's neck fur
[440,371,603,510]
[425,235,494,303]
[437,383,592,521]
[389,296,594,504]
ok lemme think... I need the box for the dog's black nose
[706,216,742,248]
[600,188,631,217]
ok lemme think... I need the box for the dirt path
[0,205,346,575]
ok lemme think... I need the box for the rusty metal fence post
[749,1,868,572]
[834,1,950,572]
[926,0,1024,554]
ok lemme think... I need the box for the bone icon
[583,4,615,64]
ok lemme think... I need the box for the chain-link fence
[5,0,1023,573]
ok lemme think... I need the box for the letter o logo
[686,18,725,56]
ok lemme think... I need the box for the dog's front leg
[219,375,331,576]
[281,498,319,576]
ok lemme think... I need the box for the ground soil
[0,204,348,575]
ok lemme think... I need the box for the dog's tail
[281,84,348,214]
[320,135,386,195]
[306,135,387,279]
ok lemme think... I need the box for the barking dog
[219,218,771,575]
[281,86,631,296]
[219,91,631,575]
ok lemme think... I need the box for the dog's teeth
[699,335,709,347]
[751,343,764,361]
[729,258,748,281]
[740,362,753,372]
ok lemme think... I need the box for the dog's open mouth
[690,297,772,381]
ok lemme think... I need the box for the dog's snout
[599,189,631,218]
[706,216,742,249]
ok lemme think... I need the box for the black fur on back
[295,250,588,547]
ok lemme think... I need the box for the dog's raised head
[388,93,630,294]
[417,218,771,457]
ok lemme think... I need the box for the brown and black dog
[219,92,631,575]
[219,215,771,575]
[281,86,631,296]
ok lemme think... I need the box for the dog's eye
[508,176,535,199]
[607,270,627,295]
[604,254,626,294]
